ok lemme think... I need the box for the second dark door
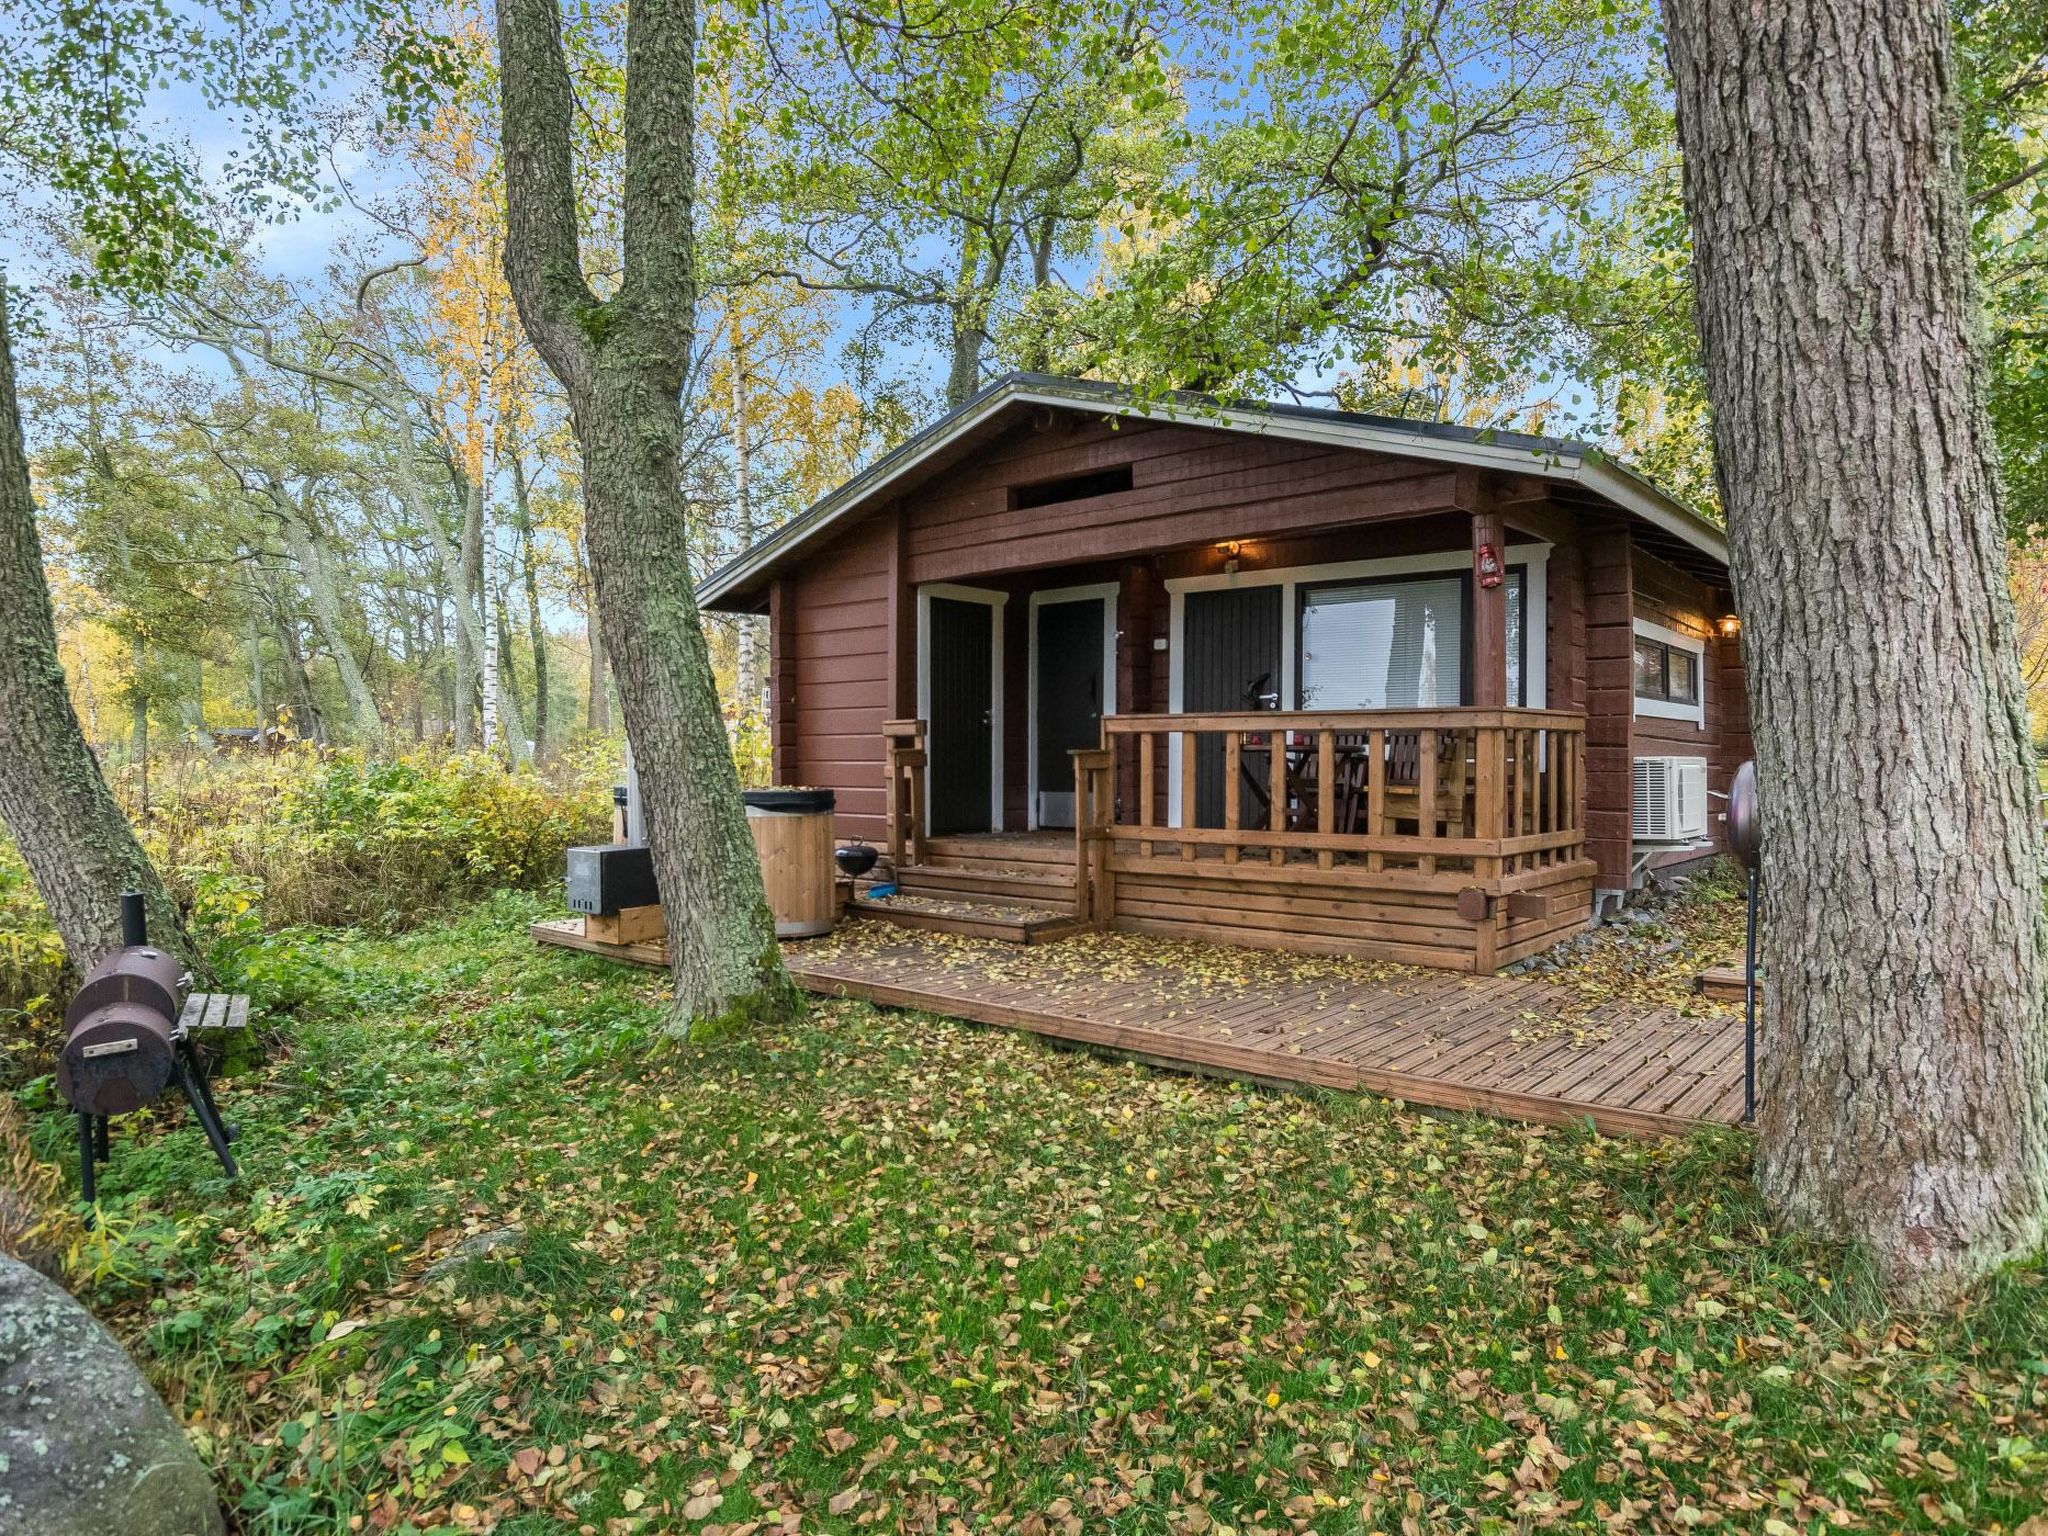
[927,595,995,835]
[1034,596,1107,827]
[1182,585,1282,828]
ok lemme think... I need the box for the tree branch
[495,0,600,389]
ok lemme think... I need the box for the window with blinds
[1297,570,1524,710]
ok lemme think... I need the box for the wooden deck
[533,917,1747,1138]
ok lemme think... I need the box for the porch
[881,706,1594,972]
[533,916,1745,1136]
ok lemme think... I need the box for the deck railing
[1074,708,1587,917]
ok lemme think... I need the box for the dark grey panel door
[1183,585,1282,827]
[927,596,994,835]
[1035,597,1106,818]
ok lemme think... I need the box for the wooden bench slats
[178,991,253,1033]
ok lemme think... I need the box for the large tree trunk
[580,537,611,734]
[1663,0,2048,1300]
[497,0,789,1030]
[0,283,197,972]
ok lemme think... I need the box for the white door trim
[1026,583,1120,829]
[916,583,1006,833]
[1162,544,1550,826]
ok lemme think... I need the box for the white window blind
[1298,570,1525,710]
[1300,575,1466,709]
[1505,572,1524,707]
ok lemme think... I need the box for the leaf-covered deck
[536,916,1747,1136]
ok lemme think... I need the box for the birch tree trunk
[512,452,551,761]
[1663,0,2048,1300]
[481,485,501,754]
[496,0,790,1030]
[0,283,197,972]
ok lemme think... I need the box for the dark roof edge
[698,374,1728,608]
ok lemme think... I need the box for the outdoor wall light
[1718,613,1742,638]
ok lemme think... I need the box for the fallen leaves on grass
[64,895,2048,1536]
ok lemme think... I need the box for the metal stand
[1743,865,1760,1124]
[76,1112,97,1207]
[175,1041,239,1177]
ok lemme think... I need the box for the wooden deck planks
[531,917,1746,1139]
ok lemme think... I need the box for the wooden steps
[892,832,1080,917]
[849,894,1084,945]
[893,863,1077,913]
[1694,964,1759,1003]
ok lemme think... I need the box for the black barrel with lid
[57,945,190,1118]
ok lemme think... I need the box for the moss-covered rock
[0,1255,222,1536]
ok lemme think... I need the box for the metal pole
[120,890,147,947]
[1743,865,1760,1123]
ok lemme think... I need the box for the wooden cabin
[700,375,1748,973]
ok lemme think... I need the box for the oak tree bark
[495,0,791,1028]
[0,282,198,973]
[1663,0,2048,1299]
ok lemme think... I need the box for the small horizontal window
[1009,465,1132,510]
[1635,636,1700,706]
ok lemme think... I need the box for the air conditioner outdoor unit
[1633,756,1709,844]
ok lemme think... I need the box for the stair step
[894,865,1075,913]
[921,836,1074,870]
[849,894,1085,945]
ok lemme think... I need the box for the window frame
[1293,565,1528,711]
[1631,617,1708,726]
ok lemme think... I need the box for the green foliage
[0,843,69,1075]
[0,747,612,1072]
[133,746,612,933]
[1959,0,2048,539]
[1058,0,1669,418]
[2,1,457,296]
[42,901,2048,1533]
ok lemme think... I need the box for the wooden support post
[1417,729,1439,877]
[1366,728,1387,873]
[1269,733,1285,865]
[1472,724,1506,971]
[1316,729,1335,871]
[1180,730,1197,860]
[1471,507,1509,710]
[1139,731,1155,858]
[1223,732,1241,865]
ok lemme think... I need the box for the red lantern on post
[1474,542,1504,589]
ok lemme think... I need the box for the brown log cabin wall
[775,515,897,843]
[903,416,1462,585]
[757,405,1735,964]
[1630,547,1749,864]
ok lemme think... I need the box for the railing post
[1073,746,1115,924]
[1139,730,1156,859]
[882,719,926,872]
[1316,729,1335,871]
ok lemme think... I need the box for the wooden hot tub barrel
[743,788,837,939]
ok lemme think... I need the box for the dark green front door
[927,596,994,834]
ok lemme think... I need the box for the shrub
[155,747,611,931]
[0,746,614,1077]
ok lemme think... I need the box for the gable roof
[698,373,1728,611]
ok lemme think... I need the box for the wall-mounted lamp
[1718,613,1742,638]
[1217,539,1243,574]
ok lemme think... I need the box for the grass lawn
[26,893,2048,1535]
